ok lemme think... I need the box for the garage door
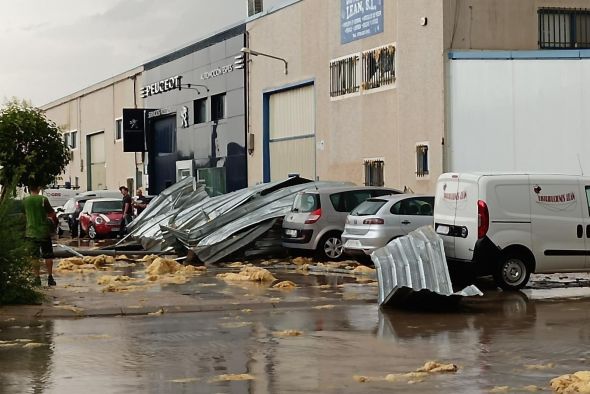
[88,132,106,190]
[268,84,315,181]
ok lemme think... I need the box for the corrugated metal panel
[269,85,314,139]
[372,226,482,307]
[269,137,315,181]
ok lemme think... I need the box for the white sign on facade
[141,75,182,98]
[201,64,234,80]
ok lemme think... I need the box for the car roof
[300,185,402,194]
[86,198,122,203]
[365,193,434,202]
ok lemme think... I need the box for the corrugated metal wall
[268,84,315,180]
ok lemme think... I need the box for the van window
[585,186,590,216]
[351,199,387,216]
[391,197,434,216]
[292,192,320,213]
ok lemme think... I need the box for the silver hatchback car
[282,186,401,259]
[342,194,435,255]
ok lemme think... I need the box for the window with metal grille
[364,159,384,186]
[330,54,360,98]
[539,8,590,49]
[362,45,395,90]
[416,144,429,177]
[248,0,263,17]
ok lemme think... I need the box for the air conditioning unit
[247,0,263,17]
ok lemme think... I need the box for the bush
[0,195,42,305]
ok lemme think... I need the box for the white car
[342,194,434,255]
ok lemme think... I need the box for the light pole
[240,47,288,75]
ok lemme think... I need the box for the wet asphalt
[1,242,590,393]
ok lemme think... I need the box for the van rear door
[434,173,479,261]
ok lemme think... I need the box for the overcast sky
[0,0,250,106]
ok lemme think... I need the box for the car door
[79,202,92,232]
[391,196,435,235]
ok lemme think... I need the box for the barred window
[539,8,590,49]
[362,45,395,90]
[330,54,360,98]
[416,144,429,178]
[364,159,384,187]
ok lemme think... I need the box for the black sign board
[122,108,146,152]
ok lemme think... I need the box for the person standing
[23,185,56,286]
[133,188,149,216]
[118,186,133,238]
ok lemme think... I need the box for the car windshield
[350,199,387,216]
[63,198,75,212]
[92,201,122,213]
[292,192,320,213]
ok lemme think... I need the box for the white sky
[0,0,249,106]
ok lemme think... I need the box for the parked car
[342,194,435,256]
[78,198,124,239]
[282,186,402,259]
[60,190,122,236]
[434,172,590,291]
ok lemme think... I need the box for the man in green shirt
[23,185,56,286]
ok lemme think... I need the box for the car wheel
[493,253,531,291]
[88,224,98,240]
[318,232,343,260]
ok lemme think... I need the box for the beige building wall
[443,0,590,50]
[247,0,446,193]
[248,0,589,193]
[42,68,143,192]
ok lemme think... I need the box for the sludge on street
[3,251,590,393]
[3,0,590,393]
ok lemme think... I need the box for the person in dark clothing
[118,186,133,238]
[133,188,149,216]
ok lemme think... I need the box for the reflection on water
[2,291,590,393]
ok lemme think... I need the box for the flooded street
[2,264,590,393]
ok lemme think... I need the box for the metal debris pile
[121,176,349,264]
[372,226,482,307]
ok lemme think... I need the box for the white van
[434,173,590,290]
[43,188,78,208]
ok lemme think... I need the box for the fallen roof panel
[372,226,482,308]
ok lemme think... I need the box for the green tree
[0,176,42,305]
[0,99,71,195]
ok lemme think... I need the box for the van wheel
[493,254,531,291]
[318,232,343,260]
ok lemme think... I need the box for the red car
[78,198,123,239]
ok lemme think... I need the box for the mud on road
[2,255,590,393]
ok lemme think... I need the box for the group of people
[22,185,151,287]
